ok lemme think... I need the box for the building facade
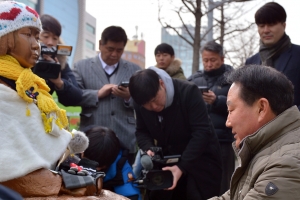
[122,39,146,69]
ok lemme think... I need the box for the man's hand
[98,84,116,99]
[202,90,216,105]
[42,54,57,62]
[49,72,64,89]
[44,55,64,89]
[146,150,155,157]
[162,165,182,190]
[111,85,131,101]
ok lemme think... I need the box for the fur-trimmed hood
[164,58,182,76]
[155,58,186,80]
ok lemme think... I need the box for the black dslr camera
[135,147,181,190]
[33,44,73,79]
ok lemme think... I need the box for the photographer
[36,14,82,106]
[82,125,141,200]
[129,67,222,200]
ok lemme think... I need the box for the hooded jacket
[155,58,186,80]
[209,106,300,200]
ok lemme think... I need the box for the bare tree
[158,0,204,73]
[224,24,259,68]
[214,0,267,67]
[158,0,263,73]
[214,1,255,46]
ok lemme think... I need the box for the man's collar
[98,53,118,69]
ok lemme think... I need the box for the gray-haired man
[188,41,234,195]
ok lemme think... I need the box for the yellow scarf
[0,55,68,132]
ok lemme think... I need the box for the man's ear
[99,40,102,51]
[257,98,275,123]
[221,56,225,64]
[159,79,165,89]
[283,22,286,29]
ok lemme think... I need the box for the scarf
[259,33,291,66]
[204,64,225,77]
[149,66,174,109]
[0,55,68,132]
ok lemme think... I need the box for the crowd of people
[1,1,300,200]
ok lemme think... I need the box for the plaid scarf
[259,33,291,66]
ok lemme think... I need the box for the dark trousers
[219,142,235,195]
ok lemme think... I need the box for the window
[85,40,95,50]
[86,23,95,34]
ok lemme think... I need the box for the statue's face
[8,27,40,68]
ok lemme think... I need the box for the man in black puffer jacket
[188,41,234,195]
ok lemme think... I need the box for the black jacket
[47,63,82,106]
[188,64,233,143]
[246,44,300,110]
[134,79,222,199]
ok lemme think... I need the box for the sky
[86,0,300,67]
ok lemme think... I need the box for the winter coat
[209,106,300,200]
[188,64,234,142]
[246,44,300,110]
[134,78,222,199]
[155,58,186,80]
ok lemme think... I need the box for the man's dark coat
[187,64,233,143]
[134,79,222,199]
[246,44,300,110]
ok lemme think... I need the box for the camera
[33,44,73,79]
[135,147,181,190]
[198,86,209,93]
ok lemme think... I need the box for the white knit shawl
[0,84,71,182]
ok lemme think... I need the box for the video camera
[33,44,73,79]
[134,147,181,190]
